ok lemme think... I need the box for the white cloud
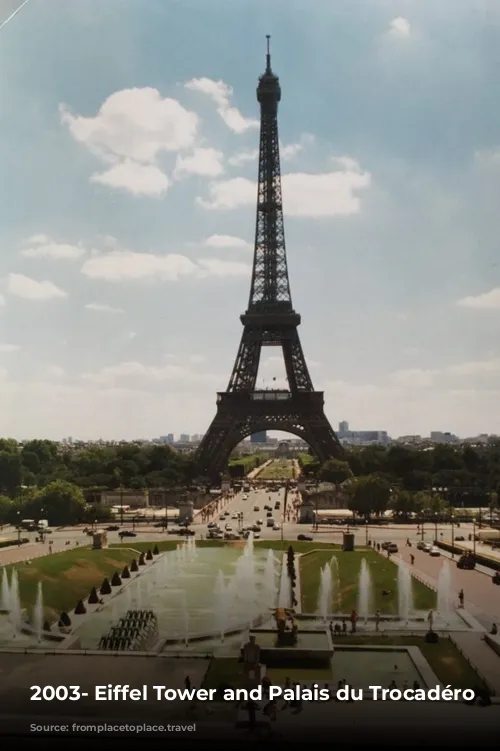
[0,294,5,307]
[0,343,20,353]
[185,77,258,133]
[60,88,198,162]
[85,303,125,314]
[197,258,250,277]
[281,133,315,161]
[7,273,67,301]
[475,149,500,169]
[173,147,224,178]
[80,247,249,282]
[81,360,219,386]
[197,160,371,216]
[388,368,436,388]
[388,17,411,37]
[447,359,500,377]
[21,237,85,260]
[91,160,170,197]
[60,87,198,196]
[44,365,65,378]
[457,288,500,309]
[228,149,258,167]
[203,235,252,251]
[402,347,419,356]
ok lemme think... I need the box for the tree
[23,480,86,525]
[347,475,391,518]
[390,489,421,521]
[0,451,22,497]
[318,458,352,485]
[0,495,13,524]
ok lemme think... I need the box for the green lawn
[337,635,488,691]
[4,548,138,623]
[300,550,436,614]
[111,540,179,553]
[258,459,296,480]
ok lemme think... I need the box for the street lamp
[120,484,124,526]
[16,511,21,546]
[365,518,369,546]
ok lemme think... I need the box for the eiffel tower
[197,37,343,477]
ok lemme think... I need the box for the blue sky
[1,0,500,441]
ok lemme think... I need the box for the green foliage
[346,475,392,517]
[318,458,352,485]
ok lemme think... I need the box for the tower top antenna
[266,34,271,72]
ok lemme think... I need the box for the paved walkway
[394,547,500,694]
[451,632,500,695]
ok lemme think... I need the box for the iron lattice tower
[197,38,342,476]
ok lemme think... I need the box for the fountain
[317,563,333,621]
[213,570,228,641]
[437,559,452,624]
[331,555,340,612]
[357,558,372,624]
[9,569,22,634]
[397,563,414,625]
[264,548,277,608]
[182,590,189,646]
[1,567,10,612]
[278,560,292,609]
[33,582,44,642]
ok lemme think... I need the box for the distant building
[338,421,349,435]
[250,431,267,443]
[430,431,459,444]
[179,434,190,443]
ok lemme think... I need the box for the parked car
[253,532,261,539]
[179,528,195,536]
[381,542,392,551]
[455,535,465,541]
[416,541,427,551]
[106,525,120,531]
[423,543,432,553]
[388,543,398,553]
[272,524,281,531]
[253,506,259,512]
[457,553,475,570]
[298,534,313,541]
[119,530,137,538]
[429,547,441,557]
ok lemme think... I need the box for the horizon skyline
[1,1,500,441]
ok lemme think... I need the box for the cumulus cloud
[81,360,220,386]
[21,235,85,260]
[457,288,500,309]
[388,368,437,388]
[85,303,125,314]
[91,160,170,197]
[228,149,258,167]
[388,17,411,37]
[0,294,5,306]
[80,247,249,282]
[173,147,224,178]
[0,343,20,353]
[197,159,371,216]
[44,365,65,378]
[185,77,258,133]
[203,235,252,251]
[60,87,198,196]
[7,273,67,301]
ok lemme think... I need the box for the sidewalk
[451,632,500,695]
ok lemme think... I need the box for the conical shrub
[122,565,131,579]
[146,549,153,561]
[88,586,99,604]
[59,611,71,627]
[74,600,86,615]
[138,553,146,566]
[111,572,122,586]
[153,545,159,555]
[100,578,112,595]
[131,559,139,572]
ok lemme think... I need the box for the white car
[225,524,232,531]
[272,525,281,531]
[257,519,263,526]
[423,543,433,552]
[231,513,239,519]
[253,531,261,539]
[429,547,441,557]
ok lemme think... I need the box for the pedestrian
[410,554,415,565]
[458,589,464,608]
[375,609,380,632]
[350,609,357,633]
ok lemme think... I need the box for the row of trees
[300,445,500,519]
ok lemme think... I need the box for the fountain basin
[249,628,333,663]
